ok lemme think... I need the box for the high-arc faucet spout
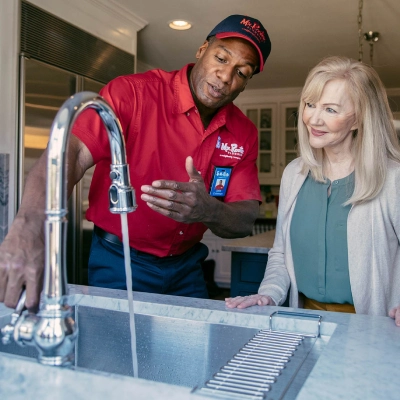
[1,92,137,366]
[44,91,137,301]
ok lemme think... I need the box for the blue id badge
[209,166,233,198]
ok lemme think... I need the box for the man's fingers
[185,156,202,182]
[0,264,8,303]
[25,282,41,313]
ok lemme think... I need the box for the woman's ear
[351,122,358,131]
[350,114,358,132]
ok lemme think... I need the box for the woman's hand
[389,305,400,326]
[225,294,276,309]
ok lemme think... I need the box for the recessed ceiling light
[169,20,192,30]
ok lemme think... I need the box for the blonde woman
[226,56,400,326]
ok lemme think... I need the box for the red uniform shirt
[72,64,261,257]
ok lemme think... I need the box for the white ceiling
[115,0,400,91]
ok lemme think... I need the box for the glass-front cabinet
[241,102,299,185]
[243,104,277,184]
[280,103,299,177]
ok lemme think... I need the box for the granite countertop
[1,284,400,399]
[221,230,276,254]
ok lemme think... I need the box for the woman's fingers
[225,294,273,309]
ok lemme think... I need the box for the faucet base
[38,353,74,366]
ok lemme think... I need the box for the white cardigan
[258,158,400,316]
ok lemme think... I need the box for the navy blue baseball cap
[207,15,271,74]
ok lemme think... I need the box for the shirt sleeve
[258,165,292,305]
[71,76,136,163]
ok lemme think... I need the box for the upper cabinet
[280,103,299,178]
[243,103,277,183]
[238,91,300,185]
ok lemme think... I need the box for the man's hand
[389,305,400,327]
[141,155,258,238]
[140,156,211,223]
[225,294,276,309]
[0,136,92,312]
[0,217,44,312]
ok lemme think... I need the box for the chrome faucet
[1,92,137,366]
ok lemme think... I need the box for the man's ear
[195,40,209,59]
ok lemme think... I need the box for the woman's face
[302,79,358,153]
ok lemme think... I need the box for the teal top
[290,172,355,304]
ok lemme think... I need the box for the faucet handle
[1,290,27,345]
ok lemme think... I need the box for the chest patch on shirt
[209,166,233,197]
[216,136,244,160]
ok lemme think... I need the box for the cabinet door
[230,252,268,297]
[213,239,231,287]
[279,103,299,177]
[201,230,231,288]
[242,104,278,184]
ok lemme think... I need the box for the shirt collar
[173,64,195,114]
[173,63,233,133]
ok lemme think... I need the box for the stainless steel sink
[0,301,258,388]
[75,305,261,387]
[0,291,330,399]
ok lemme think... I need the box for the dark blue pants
[88,231,209,299]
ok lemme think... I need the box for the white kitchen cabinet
[278,102,299,178]
[235,88,301,185]
[240,100,299,185]
[242,103,278,184]
[201,230,232,288]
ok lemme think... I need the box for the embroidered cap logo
[240,18,266,43]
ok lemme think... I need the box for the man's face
[189,37,259,110]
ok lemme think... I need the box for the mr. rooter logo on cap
[239,18,267,43]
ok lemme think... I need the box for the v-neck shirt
[290,171,355,304]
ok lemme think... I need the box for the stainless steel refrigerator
[17,1,135,285]
[19,57,105,285]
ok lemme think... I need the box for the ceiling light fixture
[357,0,380,66]
[169,20,192,30]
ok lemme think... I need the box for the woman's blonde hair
[297,56,400,205]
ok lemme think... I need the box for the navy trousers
[88,231,209,299]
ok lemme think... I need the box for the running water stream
[120,213,139,378]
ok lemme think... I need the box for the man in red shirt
[0,15,271,309]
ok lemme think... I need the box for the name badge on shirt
[209,166,233,198]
